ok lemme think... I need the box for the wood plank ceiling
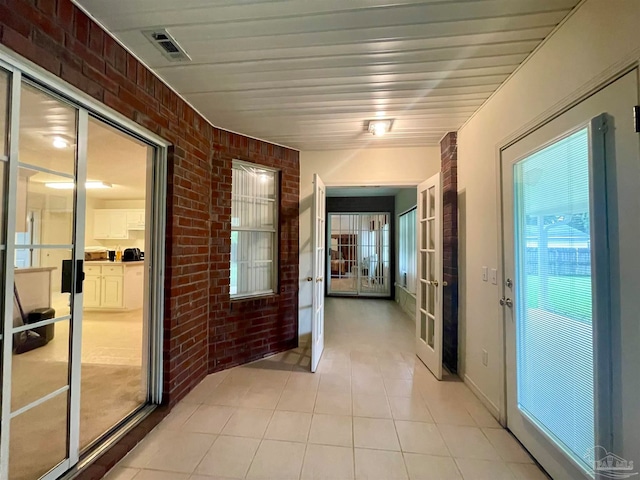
[75,0,580,150]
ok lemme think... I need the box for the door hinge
[634,106,640,133]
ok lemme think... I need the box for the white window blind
[399,208,417,293]
[513,127,594,470]
[231,162,278,298]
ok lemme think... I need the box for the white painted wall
[457,0,640,436]
[299,147,440,339]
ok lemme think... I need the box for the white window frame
[230,160,279,299]
[398,207,417,294]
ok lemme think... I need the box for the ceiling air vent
[143,29,191,62]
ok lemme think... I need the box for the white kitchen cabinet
[101,274,124,308]
[83,265,102,308]
[126,210,145,230]
[83,262,143,310]
[93,210,129,239]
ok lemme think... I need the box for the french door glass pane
[513,127,594,470]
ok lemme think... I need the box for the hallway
[106,299,547,480]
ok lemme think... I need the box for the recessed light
[367,119,393,137]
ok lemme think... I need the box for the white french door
[311,174,326,373]
[415,173,444,380]
[502,70,639,479]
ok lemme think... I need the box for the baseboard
[464,374,502,423]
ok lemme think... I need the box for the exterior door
[311,174,326,373]
[1,74,88,480]
[502,70,639,479]
[415,173,443,380]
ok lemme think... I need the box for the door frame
[493,60,640,426]
[0,49,169,478]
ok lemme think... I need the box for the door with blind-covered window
[502,70,639,479]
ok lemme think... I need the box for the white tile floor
[105,298,549,480]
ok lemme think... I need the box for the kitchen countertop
[85,260,145,266]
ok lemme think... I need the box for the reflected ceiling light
[367,119,393,137]
[52,136,69,149]
[45,181,113,190]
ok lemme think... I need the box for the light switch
[490,268,498,285]
[482,266,488,282]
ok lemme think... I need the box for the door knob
[499,297,513,308]
[429,280,439,287]
[306,276,313,282]
[316,277,323,282]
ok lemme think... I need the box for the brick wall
[440,132,458,373]
[0,0,299,407]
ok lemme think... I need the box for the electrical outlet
[482,350,488,366]
[490,268,498,285]
[482,266,488,282]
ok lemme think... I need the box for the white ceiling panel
[75,0,580,149]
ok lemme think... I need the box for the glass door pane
[328,214,358,295]
[513,128,594,470]
[9,81,79,479]
[80,117,150,450]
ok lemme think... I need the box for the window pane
[398,208,417,293]
[231,164,276,230]
[514,128,594,470]
[231,231,274,296]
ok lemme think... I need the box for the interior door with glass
[502,70,639,479]
[1,75,87,480]
[311,174,326,373]
[416,173,443,380]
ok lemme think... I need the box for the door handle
[306,277,313,282]
[316,277,324,283]
[499,297,513,308]
[429,280,439,287]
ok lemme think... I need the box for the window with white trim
[230,161,278,298]
[399,208,417,294]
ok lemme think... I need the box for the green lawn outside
[525,275,592,323]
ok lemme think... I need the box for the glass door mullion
[0,67,21,480]
[68,110,88,465]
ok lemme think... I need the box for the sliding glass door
[0,59,165,480]
[327,213,391,297]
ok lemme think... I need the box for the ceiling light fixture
[367,119,393,137]
[45,181,113,190]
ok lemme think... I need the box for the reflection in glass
[19,83,77,175]
[10,392,69,480]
